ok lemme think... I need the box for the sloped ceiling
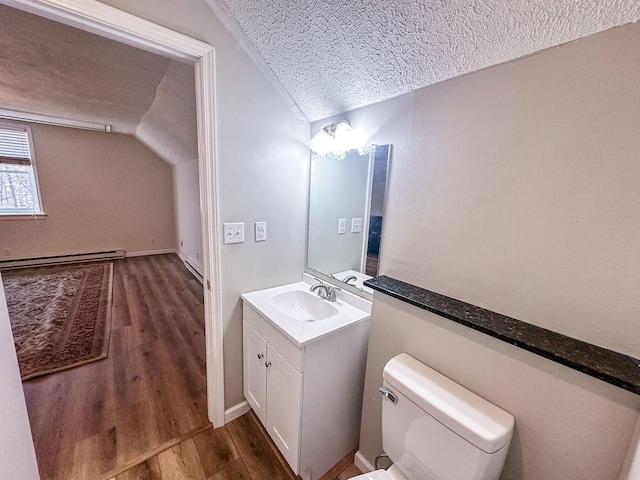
[0,4,197,165]
[207,0,640,121]
[136,61,199,167]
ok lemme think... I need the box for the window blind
[0,126,31,165]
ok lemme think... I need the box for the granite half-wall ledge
[364,275,640,395]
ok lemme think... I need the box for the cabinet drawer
[243,302,304,373]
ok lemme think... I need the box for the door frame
[0,0,226,427]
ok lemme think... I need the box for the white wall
[307,151,369,275]
[312,21,640,480]
[0,122,176,258]
[0,274,40,480]
[97,0,309,408]
[173,158,203,272]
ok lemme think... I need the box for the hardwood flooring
[113,411,361,480]
[20,254,361,480]
[22,254,208,480]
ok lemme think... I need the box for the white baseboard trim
[224,401,250,424]
[126,249,176,257]
[354,450,375,473]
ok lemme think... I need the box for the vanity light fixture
[307,120,366,158]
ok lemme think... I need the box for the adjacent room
[1,1,639,480]
[0,5,212,480]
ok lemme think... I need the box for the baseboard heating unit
[183,256,204,284]
[0,249,125,270]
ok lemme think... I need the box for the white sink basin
[241,275,371,346]
[271,290,338,322]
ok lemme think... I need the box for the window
[0,124,43,216]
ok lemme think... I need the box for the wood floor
[22,254,209,480]
[20,254,361,480]
[112,410,361,480]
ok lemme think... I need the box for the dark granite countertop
[364,275,640,395]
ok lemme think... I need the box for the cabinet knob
[257,353,264,360]
[265,361,272,368]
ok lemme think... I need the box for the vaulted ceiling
[206,0,640,121]
[0,4,197,165]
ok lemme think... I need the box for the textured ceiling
[207,0,640,121]
[0,5,197,165]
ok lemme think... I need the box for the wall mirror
[306,144,391,295]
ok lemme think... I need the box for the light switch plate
[255,221,266,242]
[351,218,363,233]
[223,222,244,244]
[338,218,347,234]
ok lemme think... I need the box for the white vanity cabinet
[243,320,303,470]
[242,302,370,480]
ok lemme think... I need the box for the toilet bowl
[349,465,406,480]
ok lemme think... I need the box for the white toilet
[351,353,514,480]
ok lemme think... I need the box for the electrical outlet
[180,240,183,247]
[223,222,245,244]
[255,221,267,242]
[351,218,363,233]
[338,218,347,234]
[151,237,155,244]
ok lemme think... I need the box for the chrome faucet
[310,280,340,302]
[342,275,358,286]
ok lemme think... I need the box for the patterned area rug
[2,262,113,380]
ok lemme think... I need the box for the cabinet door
[243,321,267,424]
[266,344,303,474]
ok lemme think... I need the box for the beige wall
[312,21,640,480]
[364,296,640,480]
[96,0,309,408]
[0,122,175,258]
[623,419,640,480]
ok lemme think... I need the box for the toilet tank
[381,354,514,480]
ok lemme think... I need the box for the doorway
[0,0,224,476]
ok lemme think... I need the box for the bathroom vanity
[241,275,371,480]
